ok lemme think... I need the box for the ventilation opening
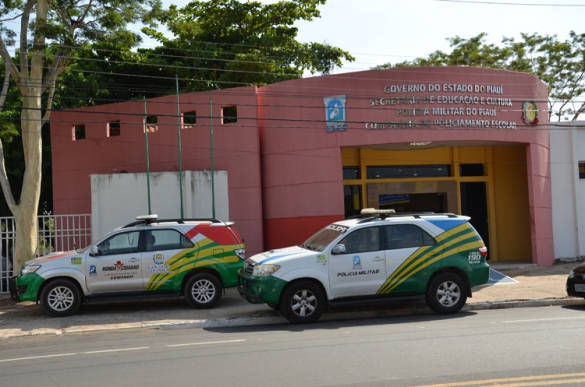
[145,116,158,133]
[222,106,237,124]
[108,121,120,137]
[73,124,85,141]
[182,111,196,129]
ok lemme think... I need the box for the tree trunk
[11,93,42,275]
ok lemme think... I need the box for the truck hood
[249,245,317,265]
[24,250,79,265]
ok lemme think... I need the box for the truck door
[328,226,387,297]
[86,230,142,293]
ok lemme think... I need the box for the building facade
[51,67,553,264]
[551,121,585,262]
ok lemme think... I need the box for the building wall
[551,122,585,261]
[90,171,229,241]
[51,86,265,256]
[257,67,552,265]
[491,146,532,260]
[51,67,554,266]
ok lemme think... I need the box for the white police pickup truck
[237,209,489,323]
[11,215,245,317]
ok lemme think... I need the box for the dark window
[339,227,380,254]
[223,106,237,124]
[344,185,362,217]
[74,125,85,140]
[146,116,158,133]
[580,161,585,179]
[145,229,193,252]
[386,225,436,250]
[109,121,120,137]
[343,166,360,180]
[460,163,484,177]
[366,165,450,179]
[183,111,196,127]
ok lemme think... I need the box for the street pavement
[1,262,584,340]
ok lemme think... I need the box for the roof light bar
[136,214,158,221]
[360,208,396,215]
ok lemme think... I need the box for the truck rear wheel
[185,273,222,309]
[425,272,467,314]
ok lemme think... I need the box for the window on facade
[182,111,196,128]
[222,106,237,124]
[344,185,362,217]
[146,115,158,133]
[460,163,484,177]
[73,124,85,141]
[343,166,360,180]
[366,165,450,179]
[108,121,120,137]
[579,161,585,179]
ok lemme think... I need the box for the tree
[375,32,585,121]
[137,0,355,94]
[0,0,162,275]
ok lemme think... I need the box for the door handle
[372,257,384,261]
[129,257,139,262]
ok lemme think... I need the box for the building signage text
[366,82,519,130]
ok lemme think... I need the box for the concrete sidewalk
[1,262,584,339]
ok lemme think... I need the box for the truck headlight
[21,264,41,275]
[252,264,280,277]
[234,248,246,260]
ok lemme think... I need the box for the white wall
[90,171,228,241]
[551,122,585,261]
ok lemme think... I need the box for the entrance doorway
[460,182,490,253]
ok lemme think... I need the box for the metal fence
[0,214,91,293]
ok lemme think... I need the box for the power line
[435,0,585,5]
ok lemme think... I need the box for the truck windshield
[301,224,348,252]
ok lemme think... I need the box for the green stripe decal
[377,223,483,295]
[146,238,241,291]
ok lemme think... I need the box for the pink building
[51,67,552,265]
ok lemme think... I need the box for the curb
[465,297,585,310]
[3,297,584,340]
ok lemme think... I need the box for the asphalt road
[2,305,585,387]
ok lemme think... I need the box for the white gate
[0,214,91,293]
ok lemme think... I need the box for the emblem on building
[324,95,347,132]
[521,101,539,125]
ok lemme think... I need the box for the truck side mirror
[331,244,346,254]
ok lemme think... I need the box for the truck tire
[185,273,222,309]
[280,280,325,324]
[40,279,82,317]
[425,272,467,314]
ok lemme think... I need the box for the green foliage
[376,32,585,121]
[0,0,165,219]
[135,0,355,93]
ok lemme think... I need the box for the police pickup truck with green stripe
[11,215,245,317]
[237,209,489,323]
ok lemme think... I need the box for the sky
[149,0,585,75]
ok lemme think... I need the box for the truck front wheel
[279,280,325,324]
[40,279,82,317]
